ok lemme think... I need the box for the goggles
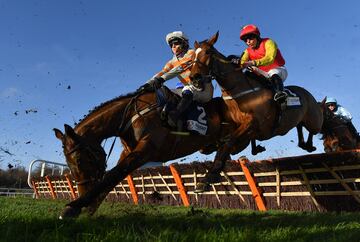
[169,39,183,47]
[242,34,257,41]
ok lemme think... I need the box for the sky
[1,0,360,171]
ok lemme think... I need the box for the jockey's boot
[167,91,193,130]
[347,121,360,142]
[271,75,287,103]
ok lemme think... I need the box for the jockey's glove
[148,77,165,90]
[227,55,240,65]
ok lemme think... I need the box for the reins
[203,49,262,100]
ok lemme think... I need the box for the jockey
[146,31,214,129]
[236,24,288,102]
[326,97,360,140]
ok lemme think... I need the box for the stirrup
[274,91,287,102]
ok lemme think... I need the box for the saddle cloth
[284,88,301,107]
[156,87,208,135]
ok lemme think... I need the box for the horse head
[320,98,357,151]
[190,31,247,94]
[190,32,220,86]
[54,124,107,196]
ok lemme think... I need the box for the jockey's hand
[137,83,153,93]
[227,55,240,65]
[241,61,256,69]
[148,77,165,90]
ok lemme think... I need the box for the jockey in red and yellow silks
[238,24,288,102]
[241,38,285,72]
[146,31,214,128]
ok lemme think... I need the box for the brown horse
[53,88,233,218]
[190,32,323,190]
[320,100,360,152]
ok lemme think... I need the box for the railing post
[127,175,138,204]
[65,174,77,200]
[45,175,57,199]
[170,164,190,206]
[31,181,40,199]
[238,157,267,211]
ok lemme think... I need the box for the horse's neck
[213,55,260,95]
[74,96,133,141]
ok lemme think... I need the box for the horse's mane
[75,90,139,128]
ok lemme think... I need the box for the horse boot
[271,75,287,103]
[167,91,193,131]
[347,121,360,142]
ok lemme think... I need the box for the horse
[189,32,323,190]
[53,88,234,218]
[320,100,360,152]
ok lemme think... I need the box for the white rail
[0,187,34,197]
[27,159,69,188]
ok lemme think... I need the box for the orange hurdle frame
[238,157,267,211]
[170,164,190,206]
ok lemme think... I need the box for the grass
[1,197,360,242]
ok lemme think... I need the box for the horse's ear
[208,31,219,46]
[194,41,200,49]
[64,124,78,141]
[53,128,64,141]
[321,97,327,107]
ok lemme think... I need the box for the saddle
[244,71,301,109]
[155,86,209,135]
[244,71,302,135]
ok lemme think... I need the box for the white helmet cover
[166,31,189,45]
[325,97,337,104]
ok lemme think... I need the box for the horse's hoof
[194,182,210,193]
[307,146,316,153]
[298,143,306,150]
[252,145,266,155]
[59,206,81,220]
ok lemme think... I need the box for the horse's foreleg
[60,139,154,219]
[207,141,233,181]
[195,120,253,193]
[86,149,130,215]
[194,142,232,193]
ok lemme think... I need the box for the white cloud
[1,87,21,98]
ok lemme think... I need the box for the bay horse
[53,88,233,218]
[320,100,360,152]
[190,32,323,190]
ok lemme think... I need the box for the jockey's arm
[159,66,184,80]
[240,50,249,65]
[254,39,278,67]
[149,60,175,82]
[337,106,353,122]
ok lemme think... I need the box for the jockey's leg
[271,74,287,102]
[167,90,193,129]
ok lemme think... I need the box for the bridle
[64,141,106,186]
[191,46,228,82]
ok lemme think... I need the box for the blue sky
[1,0,360,170]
